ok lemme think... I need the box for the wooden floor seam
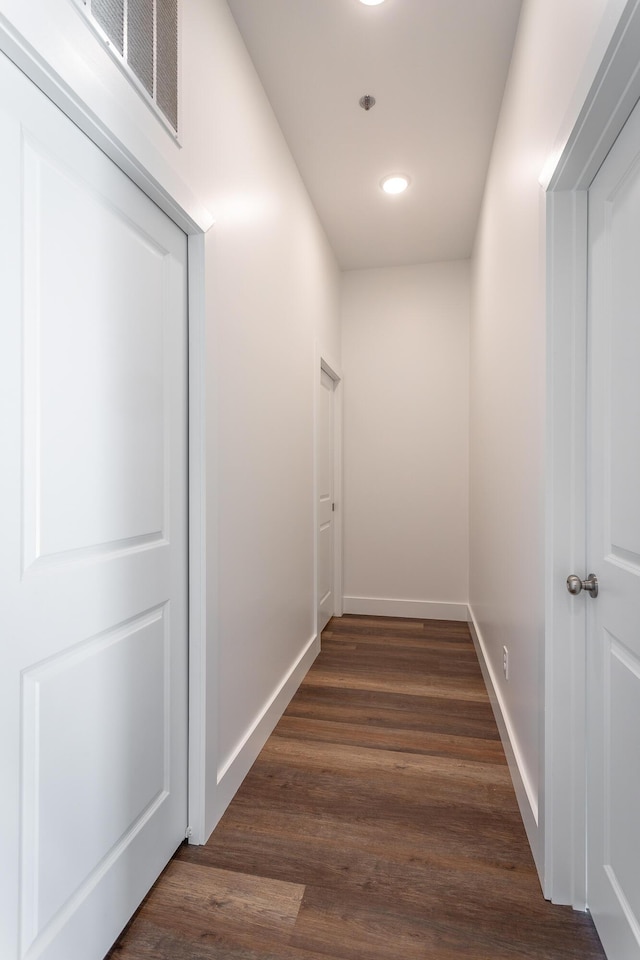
[108,615,605,960]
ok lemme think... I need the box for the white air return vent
[75,0,179,135]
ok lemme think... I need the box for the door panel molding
[21,605,170,953]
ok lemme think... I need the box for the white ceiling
[226,0,522,271]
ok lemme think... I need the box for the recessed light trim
[381,174,410,195]
[359,0,385,5]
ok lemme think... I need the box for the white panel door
[586,93,640,960]
[318,367,335,634]
[0,52,188,960]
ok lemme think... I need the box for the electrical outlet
[503,646,509,680]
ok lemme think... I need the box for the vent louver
[92,0,124,54]
[156,0,178,130]
[128,0,154,96]
[78,0,178,134]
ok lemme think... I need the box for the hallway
[108,615,604,959]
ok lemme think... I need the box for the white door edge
[314,347,344,640]
[0,18,214,849]
[544,0,640,908]
[186,234,212,845]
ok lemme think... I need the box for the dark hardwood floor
[108,615,605,960]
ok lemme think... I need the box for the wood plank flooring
[107,615,605,960]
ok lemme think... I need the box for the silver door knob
[566,573,598,598]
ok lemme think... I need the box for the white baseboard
[467,607,542,877]
[342,596,469,622]
[208,633,320,834]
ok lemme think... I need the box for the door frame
[314,349,343,640]
[0,18,214,845]
[544,0,640,908]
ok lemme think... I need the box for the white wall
[470,0,628,873]
[0,0,340,838]
[341,262,470,622]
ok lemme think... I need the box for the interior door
[0,52,188,960]
[318,366,335,634]
[586,92,640,960]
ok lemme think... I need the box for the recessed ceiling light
[381,175,410,195]
[359,0,385,5]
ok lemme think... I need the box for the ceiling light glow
[381,175,410,195]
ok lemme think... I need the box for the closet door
[0,49,188,960]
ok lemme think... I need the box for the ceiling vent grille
[76,0,179,135]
